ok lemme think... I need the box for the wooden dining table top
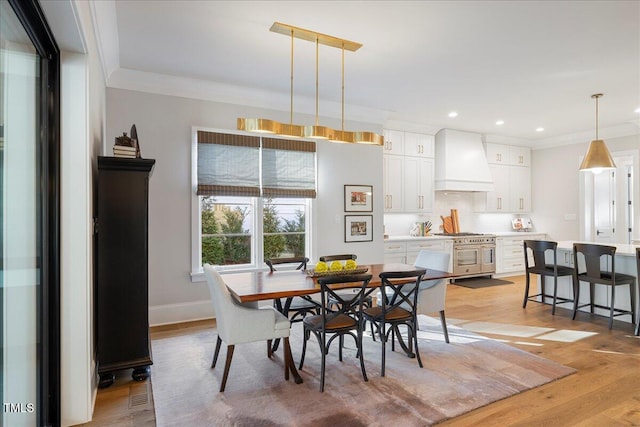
[223,263,454,303]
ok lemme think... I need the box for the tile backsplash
[384,192,527,236]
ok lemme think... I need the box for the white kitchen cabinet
[509,165,531,212]
[404,132,434,158]
[486,143,510,165]
[476,143,531,213]
[485,165,510,212]
[383,129,404,155]
[383,154,404,212]
[495,233,546,275]
[509,145,530,167]
[403,157,434,213]
[384,238,453,271]
[383,129,435,213]
[486,143,530,167]
[383,241,407,263]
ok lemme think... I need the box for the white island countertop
[556,241,639,256]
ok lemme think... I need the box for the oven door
[481,245,496,273]
[453,246,482,275]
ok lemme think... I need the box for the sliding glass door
[1,0,59,425]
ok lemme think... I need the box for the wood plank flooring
[82,275,640,426]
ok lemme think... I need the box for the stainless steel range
[442,233,496,278]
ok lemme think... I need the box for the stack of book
[113,145,137,158]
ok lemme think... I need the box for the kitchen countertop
[384,231,546,241]
[556,240,639,256]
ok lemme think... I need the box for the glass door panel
[1,0,40,425]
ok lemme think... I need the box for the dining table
[222,263,454,385]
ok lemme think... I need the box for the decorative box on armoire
[96,156,155,388]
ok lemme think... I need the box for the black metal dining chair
[572,243,636,330]
[265,257,319,323]
[298,274,373,392]
[362,269,426,377]
[523,240,574,315]
[635,248,640,336]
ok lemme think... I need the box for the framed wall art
[344,184,373,212]
[345,215,373,243]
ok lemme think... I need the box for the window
[191,129,315,278]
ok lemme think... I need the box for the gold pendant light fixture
[579,93,616,172]
[237,22,382,146]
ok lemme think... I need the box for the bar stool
[523,240,574,314]
[572,243,636,330]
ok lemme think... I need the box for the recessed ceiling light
[448,111,458,118]
[496,120,504,125]
[536,127,544,132]
[635,107,640,113]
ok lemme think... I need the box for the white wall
[531,134,640,242]
[105,88,384,325]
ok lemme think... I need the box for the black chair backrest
[319,254,357,262]
[524,240,558,269]
[265,257,309,273]
[573,243,616,279]
[637,248,640,281]
[317,274,373,321]
[377,269,426,317]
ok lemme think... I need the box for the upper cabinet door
[509,146,531,167]
[383,129,405,155]
[404,132,434,158]
[485,143,509,165]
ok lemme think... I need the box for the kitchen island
[549,241,638,326]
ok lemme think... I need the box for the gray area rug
[151,315,575,427]
[451,278,515,289]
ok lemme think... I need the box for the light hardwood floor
[83,275,640,426]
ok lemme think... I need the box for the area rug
[150,316,575,427]
[451,277,514,289]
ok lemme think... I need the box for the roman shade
[197,131,316,199]
[262,137,316,198]
[197,131,260,197]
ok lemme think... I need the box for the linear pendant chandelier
[237,22,383,146]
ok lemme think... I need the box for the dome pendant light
[579,93,616,173]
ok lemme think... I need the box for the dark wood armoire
[95,156,155,387]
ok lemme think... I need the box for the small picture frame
[344,184,373,212]
[345,215,373,243]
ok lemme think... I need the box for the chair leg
[299,328,308,370]
[589,282,595,313]
[552,275,558,315]
[413,322,423,368]
[357,327,368,382]
[267,339,273,358]
[282,337,291,381]
[572,278,580,320]
[381,321,387,377]
[212,336,222,368]
[629,282,636,325]
[523,272,530,308]
[439,310,450,343]
[320,340,326,392]
[219,345,235,392]
[609,284,615,329]
[339,335,343,362]
[370,320,376,342]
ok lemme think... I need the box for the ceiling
[94,1,640,147]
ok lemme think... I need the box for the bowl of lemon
[306,259,368,277]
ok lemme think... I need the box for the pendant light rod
[315,37,319,126]
[290,29,294,125]
[341,43,345,131]
[592,93,602,140]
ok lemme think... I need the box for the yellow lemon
[314,261,328,272]
[329,261,343,271]
[345,259,358,270]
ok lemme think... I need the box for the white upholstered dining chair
[203,264,292,392]
[413,250,452,343]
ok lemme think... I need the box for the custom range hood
[434,128,494,192]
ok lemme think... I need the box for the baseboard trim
[149,300,214,327]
